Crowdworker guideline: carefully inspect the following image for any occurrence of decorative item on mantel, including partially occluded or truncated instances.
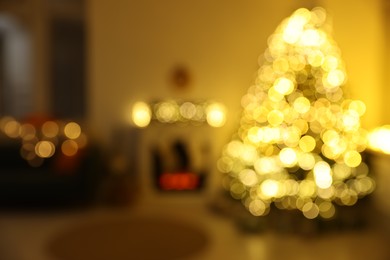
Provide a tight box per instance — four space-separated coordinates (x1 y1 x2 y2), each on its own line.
218 7 375 221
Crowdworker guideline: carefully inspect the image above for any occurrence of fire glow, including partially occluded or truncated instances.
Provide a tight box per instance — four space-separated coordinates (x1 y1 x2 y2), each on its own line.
159 172 199 191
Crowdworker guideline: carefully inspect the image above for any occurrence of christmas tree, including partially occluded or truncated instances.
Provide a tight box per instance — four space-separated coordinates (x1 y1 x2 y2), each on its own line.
218 7 375 219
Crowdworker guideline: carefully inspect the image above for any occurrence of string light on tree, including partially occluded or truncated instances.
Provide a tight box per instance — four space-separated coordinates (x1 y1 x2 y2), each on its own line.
218 7 374 219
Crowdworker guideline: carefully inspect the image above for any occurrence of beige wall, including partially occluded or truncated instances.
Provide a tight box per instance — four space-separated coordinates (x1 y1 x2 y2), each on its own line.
87 0 385 146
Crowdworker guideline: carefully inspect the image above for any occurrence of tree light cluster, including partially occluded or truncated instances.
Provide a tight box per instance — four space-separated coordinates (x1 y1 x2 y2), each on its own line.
218 7 374 219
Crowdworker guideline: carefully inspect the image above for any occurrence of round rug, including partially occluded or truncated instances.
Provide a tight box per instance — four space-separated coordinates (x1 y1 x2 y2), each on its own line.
47 216 209 260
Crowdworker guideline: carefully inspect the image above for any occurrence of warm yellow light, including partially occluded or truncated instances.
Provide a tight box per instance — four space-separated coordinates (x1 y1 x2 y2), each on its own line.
308 50 324 67
283 9 310 44
3 119 21 138
349 100 366 116
333 163 352 180
298 153 315 170
156 101 179 123
299 180 316 197
283 126 301 147
61 140 79 156
206 102 227 127
240 144 258 164
260 180 279 198
317 186 334 200
344 150 362 168
64 122 81 139
322 129 339 146
42 121 59 138
247 127 262 144
248 200 268 216
20 124 36 140
293 97 311 114
341 111 360 131
35 141 55 158
255 157 281 174
313 161 332 189
267 110 284 126
263 127 281 143
368 126 390 154
132 101 152 127
300 29 321 46
293 119 309 134
299 135 316 152
268 87 284 102
325 69 345 89
239 169 258 187
273 77 294 95
279 148 297 167
322 56 339 71
272 58 290 73
230 182 246 199
179 102 197 120
302 202 319 219
226 140 244 158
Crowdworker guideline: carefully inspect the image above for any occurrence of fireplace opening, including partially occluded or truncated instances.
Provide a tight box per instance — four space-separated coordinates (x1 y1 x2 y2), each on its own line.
151 139 207 191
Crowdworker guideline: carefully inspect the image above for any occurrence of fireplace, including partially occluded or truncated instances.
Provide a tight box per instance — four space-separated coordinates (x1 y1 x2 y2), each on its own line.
127 99 226 203
136 123 213 196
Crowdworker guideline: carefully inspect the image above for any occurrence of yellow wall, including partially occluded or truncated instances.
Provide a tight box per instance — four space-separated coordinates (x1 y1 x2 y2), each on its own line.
87 0 385 145
324 0 385 128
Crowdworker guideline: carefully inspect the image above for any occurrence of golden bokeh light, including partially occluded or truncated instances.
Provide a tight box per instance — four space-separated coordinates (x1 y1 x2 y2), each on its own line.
299 135 316 152
42 121 59 138
293 97 311 114
343 150 362 168
279 148 298 167
35 141 55 158
64 122 81 139
248 200 269 216
179 102 197 120
298 153 316 170
302 202 319 219
132 101 152 127
273 77 295 95
20 124 36 141
4 119 21 138
260 180 280 198
206 102 227 127
239 169 258 187
368 125 390 154
267 110 284 126
61 140 79 156
325 69 345 88
155 101 179 123
313 161 333 189
300 29 321 46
